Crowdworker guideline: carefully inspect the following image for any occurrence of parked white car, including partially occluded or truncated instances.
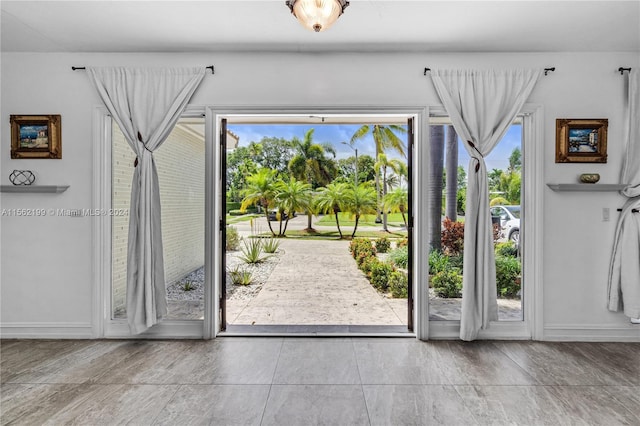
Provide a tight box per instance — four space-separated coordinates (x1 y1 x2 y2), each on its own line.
490 205 520 243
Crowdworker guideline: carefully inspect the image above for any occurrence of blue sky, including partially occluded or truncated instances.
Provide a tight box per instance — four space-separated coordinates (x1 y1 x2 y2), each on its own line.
228 124 521 172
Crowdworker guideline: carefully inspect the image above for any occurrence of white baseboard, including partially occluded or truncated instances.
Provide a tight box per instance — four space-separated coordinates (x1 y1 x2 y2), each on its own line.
543 323 640 342
0 322 94 339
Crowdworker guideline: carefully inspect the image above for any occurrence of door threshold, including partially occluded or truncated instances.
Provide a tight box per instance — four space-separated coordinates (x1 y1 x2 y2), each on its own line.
219 324 413 337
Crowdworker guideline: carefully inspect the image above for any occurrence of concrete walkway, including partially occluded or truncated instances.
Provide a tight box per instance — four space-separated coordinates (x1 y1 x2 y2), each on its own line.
227 239 408 326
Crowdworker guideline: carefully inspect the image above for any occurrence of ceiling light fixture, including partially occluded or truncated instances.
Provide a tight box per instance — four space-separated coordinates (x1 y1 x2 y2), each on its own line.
286 0 349 33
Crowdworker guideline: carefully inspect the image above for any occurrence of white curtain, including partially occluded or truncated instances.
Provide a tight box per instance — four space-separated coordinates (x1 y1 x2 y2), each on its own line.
88 67 205 333
608 68 640 321
431 69 542 340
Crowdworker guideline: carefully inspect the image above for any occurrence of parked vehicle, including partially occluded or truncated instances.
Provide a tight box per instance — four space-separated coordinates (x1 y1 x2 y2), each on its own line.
267 209 288 221
490 205 520 243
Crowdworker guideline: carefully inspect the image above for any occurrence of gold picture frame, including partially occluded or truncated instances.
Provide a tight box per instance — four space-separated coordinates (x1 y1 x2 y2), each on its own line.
10 115 62 159
556 118 607 163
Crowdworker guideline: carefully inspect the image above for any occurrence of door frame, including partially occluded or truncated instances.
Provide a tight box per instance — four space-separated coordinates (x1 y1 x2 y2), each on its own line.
207 105 428 338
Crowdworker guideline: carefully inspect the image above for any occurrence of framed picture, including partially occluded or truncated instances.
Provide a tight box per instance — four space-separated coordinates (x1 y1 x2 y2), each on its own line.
10 115 62 159
556 118 607 163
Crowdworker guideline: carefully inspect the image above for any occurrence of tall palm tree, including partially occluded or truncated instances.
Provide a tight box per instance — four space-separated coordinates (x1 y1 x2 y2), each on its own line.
288 128 337 230
344 183 377 239
374 153 405 231
274 178 312 236
445 125 459 221
314 182 349 238
383 186 409 228
350 124 407 224
240 168 278 236
429 125 445 250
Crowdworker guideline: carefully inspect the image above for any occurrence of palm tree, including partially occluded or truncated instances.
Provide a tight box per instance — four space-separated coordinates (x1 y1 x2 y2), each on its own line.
429 125 445 250
350 125 407 224
375 153 405 231
240 168 278 236
445 125 459 221
314 182 350 238
288 128 337 230
274 178 312 236
344 183 377 238
383 187 409 228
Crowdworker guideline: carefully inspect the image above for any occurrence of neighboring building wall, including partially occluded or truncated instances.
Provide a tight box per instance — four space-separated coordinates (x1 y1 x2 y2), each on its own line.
111 122 204 316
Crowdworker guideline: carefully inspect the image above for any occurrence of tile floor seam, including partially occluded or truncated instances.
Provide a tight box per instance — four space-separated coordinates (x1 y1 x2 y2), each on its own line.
490 341 543 385
258 338 285 425
149 383 183 426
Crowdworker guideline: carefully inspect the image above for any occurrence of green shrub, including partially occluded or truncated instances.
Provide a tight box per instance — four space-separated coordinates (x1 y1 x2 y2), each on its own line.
396 238 408 248
389 271 408 298
262 237 281 254
428 250 449 275
375 237 391 253
226 226 241 251
228 209 246 216
349 238 376 260
495 255 521 298
183 281 193 291
370 261 393 291
432 269 463 298
226 202 242 213
239 239 270 264
361 256 380 276
229 265 253 286
448 254 464 270
388 246 408 269
495 241 518 258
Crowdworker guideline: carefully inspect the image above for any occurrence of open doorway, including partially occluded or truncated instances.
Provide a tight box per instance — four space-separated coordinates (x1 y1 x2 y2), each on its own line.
218 114 415 334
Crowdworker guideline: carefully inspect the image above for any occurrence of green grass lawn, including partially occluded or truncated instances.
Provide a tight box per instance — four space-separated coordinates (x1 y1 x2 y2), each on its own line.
226 213 260 224
315 212 406 227
257 229 407 240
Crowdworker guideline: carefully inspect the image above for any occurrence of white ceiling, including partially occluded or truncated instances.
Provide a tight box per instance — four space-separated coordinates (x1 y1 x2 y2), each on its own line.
1 0 639 53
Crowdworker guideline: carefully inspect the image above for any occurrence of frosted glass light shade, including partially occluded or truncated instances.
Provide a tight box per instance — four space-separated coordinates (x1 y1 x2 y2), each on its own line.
286 0 349 32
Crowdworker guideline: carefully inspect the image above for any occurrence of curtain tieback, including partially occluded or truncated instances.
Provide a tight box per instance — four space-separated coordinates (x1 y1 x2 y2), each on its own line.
468 140 484 173
133 131 153 167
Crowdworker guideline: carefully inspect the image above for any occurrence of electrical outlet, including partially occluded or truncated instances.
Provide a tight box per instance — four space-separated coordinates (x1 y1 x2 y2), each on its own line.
602 207 610 222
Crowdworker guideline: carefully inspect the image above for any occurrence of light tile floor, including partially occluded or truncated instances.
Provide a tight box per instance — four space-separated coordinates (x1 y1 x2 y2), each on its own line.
1 338 638 425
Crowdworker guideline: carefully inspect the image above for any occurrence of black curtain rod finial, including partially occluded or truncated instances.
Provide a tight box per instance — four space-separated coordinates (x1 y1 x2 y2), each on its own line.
206 65 214 74
618 67 632 75
424 67 431 76
544 67 555 76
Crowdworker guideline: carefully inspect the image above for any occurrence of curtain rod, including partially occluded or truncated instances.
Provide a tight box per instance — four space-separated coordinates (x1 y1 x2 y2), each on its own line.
618 67 632 75
617 208 639 213
71 65 215 74
423 67 556 76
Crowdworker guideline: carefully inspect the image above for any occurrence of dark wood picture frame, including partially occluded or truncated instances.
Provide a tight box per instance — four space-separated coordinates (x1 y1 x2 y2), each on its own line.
10 115 62 159
556 118 607 163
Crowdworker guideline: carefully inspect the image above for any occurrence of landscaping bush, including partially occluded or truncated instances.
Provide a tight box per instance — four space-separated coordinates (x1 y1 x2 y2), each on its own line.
432 269 463 298
226 226 241 251
448 254 464 270
349 238 376 260
388 246 408 269
361 256 380 276
375 237 391 253
396 238 408 248
495 255 521 298
369 261 393 291
389 271 408 298
441 218 465 255
226 202 242 213
428 250 449 275
495 241 518 258
229 209 246 216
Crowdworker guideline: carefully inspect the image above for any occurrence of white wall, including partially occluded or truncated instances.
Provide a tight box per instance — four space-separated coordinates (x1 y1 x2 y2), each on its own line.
1 51 638 340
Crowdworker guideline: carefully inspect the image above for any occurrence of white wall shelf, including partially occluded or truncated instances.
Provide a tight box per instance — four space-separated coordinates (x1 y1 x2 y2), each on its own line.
0 185 69 193
546 183 626 192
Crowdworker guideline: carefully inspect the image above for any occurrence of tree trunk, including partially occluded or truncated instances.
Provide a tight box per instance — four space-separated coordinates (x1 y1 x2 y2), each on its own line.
351 214 360 239
382 166 389 232
429 125 445 250
445 125 458 221
375 146 382 224
334 208 343 239
306 211 313 231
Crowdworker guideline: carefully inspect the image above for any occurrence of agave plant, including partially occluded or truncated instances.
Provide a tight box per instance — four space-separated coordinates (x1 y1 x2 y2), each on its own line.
262 237 281 254
238 238 270 264
229 265 253 286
